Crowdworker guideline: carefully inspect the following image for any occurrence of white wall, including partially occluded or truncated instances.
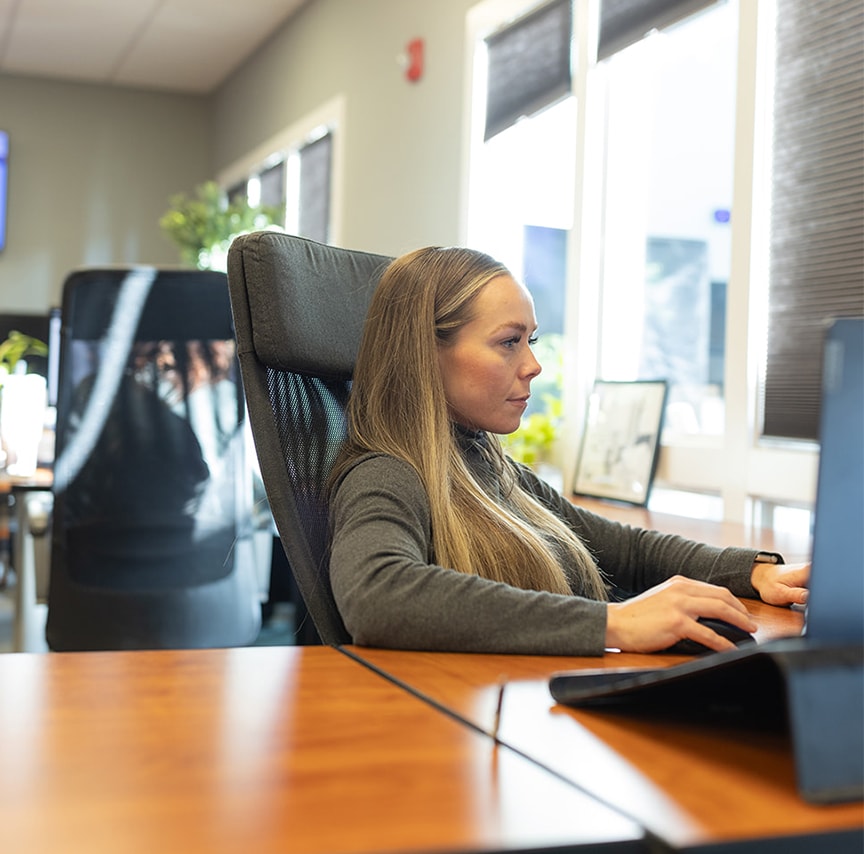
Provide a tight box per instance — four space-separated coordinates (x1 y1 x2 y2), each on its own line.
0 75 213 311
211 0 478 257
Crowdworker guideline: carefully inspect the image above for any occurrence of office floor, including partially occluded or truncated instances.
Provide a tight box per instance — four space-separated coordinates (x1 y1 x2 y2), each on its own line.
0 584 296 653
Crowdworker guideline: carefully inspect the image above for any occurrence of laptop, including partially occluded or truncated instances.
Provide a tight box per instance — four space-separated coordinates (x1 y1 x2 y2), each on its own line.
804 317 864 643
550 317 864 804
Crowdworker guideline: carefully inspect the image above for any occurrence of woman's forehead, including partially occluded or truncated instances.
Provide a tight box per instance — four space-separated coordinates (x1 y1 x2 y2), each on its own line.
473 275 536 323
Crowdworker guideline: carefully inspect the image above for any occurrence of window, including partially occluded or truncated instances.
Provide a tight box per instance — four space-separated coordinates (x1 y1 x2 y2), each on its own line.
297 132 333 244
258 161 286 211
483 0 572 140
218 97 343 247
467 0 736 445
466 0 826 523
596 2 736 439
466 1 577 440
597 0 719 58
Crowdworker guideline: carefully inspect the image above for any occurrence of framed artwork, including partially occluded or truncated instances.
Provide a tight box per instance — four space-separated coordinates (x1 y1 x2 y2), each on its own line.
573 379 668 506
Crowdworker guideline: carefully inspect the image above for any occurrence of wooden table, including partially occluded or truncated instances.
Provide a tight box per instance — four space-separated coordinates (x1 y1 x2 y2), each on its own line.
572 496 813 562
2 491 850 852
0 645 646 854
341 498 859 851
347 603 863 852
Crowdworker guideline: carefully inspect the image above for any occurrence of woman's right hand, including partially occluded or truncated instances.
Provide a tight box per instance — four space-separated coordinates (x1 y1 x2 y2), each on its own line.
605 575 758 653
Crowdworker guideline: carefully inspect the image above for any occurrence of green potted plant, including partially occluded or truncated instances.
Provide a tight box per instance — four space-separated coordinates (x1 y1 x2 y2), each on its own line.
499 333 565 473
0 330 48 383
500 395 562 466
159 180 281 271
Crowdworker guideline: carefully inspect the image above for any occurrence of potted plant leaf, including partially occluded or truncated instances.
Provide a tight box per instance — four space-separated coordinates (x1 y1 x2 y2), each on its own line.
499 333 566 488
159 180 282 271
0 330 48 382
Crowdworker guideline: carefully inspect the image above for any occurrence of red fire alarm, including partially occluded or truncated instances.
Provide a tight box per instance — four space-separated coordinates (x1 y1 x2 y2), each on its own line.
404 38 424 83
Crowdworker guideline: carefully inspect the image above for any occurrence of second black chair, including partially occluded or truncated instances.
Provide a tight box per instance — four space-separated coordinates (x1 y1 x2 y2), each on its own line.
45 267 263 650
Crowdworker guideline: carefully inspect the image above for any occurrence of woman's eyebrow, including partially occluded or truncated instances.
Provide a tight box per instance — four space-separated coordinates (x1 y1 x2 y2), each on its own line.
489 321 532 336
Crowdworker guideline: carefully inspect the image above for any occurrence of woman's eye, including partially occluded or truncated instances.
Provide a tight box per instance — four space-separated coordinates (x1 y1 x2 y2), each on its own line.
501 334 537 349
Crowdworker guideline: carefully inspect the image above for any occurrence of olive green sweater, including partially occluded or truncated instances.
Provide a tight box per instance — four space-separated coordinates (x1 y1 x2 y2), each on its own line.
329 438 763 656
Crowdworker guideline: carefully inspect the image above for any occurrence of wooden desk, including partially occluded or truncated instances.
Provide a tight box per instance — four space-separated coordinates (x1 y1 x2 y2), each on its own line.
347 604 863 852
0 645 646 854
344 495 855 850
348 599 804 723
572 496 812 563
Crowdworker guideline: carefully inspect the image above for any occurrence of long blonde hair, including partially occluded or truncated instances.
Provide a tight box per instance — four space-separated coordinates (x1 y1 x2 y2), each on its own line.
334 246 607 600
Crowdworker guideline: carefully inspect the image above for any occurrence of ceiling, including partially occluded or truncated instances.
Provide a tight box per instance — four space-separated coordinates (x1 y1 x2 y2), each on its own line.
0 0 309 94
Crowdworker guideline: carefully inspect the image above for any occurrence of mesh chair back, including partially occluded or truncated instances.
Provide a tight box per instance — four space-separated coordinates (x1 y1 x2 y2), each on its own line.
228 232 391 644
45 267 262 650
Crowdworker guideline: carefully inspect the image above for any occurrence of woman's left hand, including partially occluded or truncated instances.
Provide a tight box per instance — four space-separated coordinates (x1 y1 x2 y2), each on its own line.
751 561 810 606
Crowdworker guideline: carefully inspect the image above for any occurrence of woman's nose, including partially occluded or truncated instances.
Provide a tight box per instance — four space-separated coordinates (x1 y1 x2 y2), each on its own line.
522 349 542 379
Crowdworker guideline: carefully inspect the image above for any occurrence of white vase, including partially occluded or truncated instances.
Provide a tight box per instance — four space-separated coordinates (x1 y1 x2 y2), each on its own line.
0 373 47 477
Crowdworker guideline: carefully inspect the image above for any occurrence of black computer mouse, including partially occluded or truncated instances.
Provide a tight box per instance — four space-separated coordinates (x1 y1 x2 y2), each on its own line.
662 617 756 655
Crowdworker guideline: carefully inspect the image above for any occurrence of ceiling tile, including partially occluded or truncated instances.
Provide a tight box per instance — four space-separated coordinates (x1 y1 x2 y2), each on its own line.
0 0 307 93
115 0 303 92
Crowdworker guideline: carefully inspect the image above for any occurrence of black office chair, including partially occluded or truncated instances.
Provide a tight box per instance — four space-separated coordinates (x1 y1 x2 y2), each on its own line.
227 232 392 645
45 267 263 650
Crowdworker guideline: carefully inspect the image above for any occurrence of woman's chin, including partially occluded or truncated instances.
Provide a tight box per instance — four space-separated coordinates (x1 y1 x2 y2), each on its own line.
491 418 523 436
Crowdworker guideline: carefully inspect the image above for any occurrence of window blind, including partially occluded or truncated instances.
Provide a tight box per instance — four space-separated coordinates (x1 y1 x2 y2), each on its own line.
484 0 572 141
598 0 720 60
227 181 247 206
763 0 864 440
298 132 332 245
259 161 286 213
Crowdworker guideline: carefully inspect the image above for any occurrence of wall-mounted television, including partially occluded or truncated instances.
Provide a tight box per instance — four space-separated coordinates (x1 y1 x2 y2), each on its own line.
0 130 7 252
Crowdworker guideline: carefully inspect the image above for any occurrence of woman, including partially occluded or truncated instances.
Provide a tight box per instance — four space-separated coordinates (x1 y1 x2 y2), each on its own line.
328 246 809 655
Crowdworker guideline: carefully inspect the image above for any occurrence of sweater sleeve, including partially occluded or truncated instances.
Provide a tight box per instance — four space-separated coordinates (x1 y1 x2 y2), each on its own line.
328 455 609 655
512 462 762 599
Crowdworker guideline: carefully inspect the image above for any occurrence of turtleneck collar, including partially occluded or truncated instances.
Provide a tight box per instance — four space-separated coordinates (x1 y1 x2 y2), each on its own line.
452 421 499 478
451 421 487 451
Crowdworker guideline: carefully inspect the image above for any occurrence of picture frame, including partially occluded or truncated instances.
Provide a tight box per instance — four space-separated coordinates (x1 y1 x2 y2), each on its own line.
572 379 668 506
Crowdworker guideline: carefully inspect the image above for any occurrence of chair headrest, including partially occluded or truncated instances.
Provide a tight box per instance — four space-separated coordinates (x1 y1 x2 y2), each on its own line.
62 268 232 342
228 232 392 380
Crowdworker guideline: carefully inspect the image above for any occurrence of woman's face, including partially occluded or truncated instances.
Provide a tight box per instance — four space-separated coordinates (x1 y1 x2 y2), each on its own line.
438 274 542 434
